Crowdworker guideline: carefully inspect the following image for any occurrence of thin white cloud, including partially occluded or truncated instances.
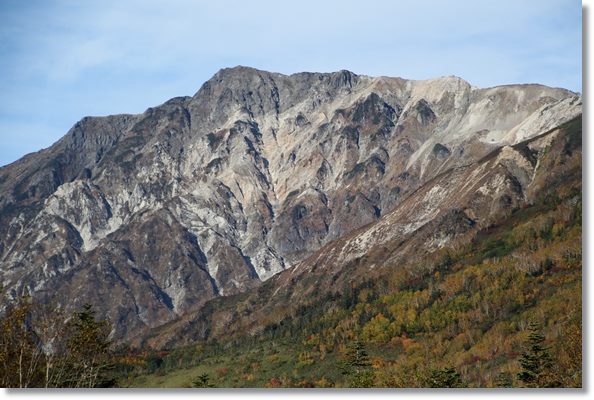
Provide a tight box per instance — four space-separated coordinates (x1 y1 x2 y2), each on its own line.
0 0 582 166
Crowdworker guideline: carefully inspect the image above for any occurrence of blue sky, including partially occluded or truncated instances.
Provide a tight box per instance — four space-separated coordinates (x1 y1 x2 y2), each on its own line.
0 0 582 167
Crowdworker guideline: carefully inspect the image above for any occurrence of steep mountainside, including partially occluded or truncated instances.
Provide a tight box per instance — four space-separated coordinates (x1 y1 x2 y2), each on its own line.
139 116 582 348
0 66 581 341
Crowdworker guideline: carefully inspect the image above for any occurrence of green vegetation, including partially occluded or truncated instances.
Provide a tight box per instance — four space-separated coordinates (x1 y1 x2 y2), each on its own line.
0 302 113 388
340 340 374 388
517 322 556 387
427 367 466 388
192 373 215 388
117 184 581 388
1 172 582 388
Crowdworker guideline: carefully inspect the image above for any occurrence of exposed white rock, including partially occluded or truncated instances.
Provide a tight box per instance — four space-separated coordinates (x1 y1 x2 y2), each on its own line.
0 67 581 342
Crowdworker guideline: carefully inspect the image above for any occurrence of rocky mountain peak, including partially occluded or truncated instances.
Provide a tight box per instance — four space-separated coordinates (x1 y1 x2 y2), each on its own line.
0 67 581 342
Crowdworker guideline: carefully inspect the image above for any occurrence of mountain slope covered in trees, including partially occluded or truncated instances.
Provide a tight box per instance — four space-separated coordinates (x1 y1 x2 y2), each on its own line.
124 118 582 386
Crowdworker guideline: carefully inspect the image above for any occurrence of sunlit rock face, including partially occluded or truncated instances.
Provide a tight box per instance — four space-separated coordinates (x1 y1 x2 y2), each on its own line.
0 66 581 341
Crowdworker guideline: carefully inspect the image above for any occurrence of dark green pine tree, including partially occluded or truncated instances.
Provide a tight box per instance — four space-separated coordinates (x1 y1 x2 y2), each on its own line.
192 373 215 388
517 322 557 387
494 371 514 388
427 367 466 388
65 304 113 388
341 339 374 388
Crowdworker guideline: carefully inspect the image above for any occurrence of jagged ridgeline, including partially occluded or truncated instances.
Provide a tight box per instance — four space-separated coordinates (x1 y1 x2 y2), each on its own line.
0 67 582 387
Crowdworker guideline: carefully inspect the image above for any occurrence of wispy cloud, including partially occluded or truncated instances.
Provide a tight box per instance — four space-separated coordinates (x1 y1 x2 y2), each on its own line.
0 0 581 166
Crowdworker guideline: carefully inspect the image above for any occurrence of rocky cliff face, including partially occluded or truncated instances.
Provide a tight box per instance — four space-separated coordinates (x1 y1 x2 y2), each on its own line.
140 116 583 348
0 66 581 341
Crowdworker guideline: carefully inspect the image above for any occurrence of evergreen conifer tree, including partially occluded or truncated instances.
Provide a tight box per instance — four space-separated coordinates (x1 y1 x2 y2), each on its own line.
65 304 112 387
192 373 215 388
517 322 557 387
341 339 374 387
427 366 466 388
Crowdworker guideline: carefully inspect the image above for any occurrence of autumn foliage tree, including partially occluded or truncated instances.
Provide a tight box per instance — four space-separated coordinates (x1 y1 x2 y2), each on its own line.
0 297 44 388
0 298 113 388
63 304 112 388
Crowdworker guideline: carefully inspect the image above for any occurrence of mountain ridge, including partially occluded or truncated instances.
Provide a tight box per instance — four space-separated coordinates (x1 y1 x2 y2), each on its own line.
0 67 582 343
137 114 581 349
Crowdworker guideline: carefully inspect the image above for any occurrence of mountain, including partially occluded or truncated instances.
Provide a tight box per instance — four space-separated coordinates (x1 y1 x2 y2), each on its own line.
139 116 582 349
126 119 582 387
0 66 581 343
